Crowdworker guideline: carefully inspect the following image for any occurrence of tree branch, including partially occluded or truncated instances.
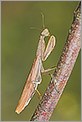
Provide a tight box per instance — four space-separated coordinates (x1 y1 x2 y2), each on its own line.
30 2 81 121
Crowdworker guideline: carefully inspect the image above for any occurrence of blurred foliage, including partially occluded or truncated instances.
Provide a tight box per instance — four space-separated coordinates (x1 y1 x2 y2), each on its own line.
1 1 81 121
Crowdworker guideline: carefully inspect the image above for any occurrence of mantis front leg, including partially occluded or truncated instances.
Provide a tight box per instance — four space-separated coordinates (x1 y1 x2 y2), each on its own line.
42 35 56 61
41 35 56 73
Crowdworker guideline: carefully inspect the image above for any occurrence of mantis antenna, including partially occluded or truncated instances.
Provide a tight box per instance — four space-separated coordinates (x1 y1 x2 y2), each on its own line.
41 12 45 29
30 12 45 31
30 27 41 31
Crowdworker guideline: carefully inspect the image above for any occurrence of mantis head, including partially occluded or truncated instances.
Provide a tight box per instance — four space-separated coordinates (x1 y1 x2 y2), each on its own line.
41 28 50 37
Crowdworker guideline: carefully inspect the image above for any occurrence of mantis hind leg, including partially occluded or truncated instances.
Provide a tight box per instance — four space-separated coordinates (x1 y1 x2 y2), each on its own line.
36 89 42 100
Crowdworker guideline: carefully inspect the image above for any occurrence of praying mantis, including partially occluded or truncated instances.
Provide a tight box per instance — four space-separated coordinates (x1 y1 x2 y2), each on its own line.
15 14 56 114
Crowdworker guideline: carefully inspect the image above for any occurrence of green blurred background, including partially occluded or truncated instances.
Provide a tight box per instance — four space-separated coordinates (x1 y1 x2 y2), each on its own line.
1 1 81 121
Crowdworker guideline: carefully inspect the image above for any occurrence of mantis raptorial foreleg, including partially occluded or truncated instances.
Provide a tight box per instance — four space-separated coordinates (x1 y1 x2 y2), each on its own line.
41 35 56 73
42 35 56 61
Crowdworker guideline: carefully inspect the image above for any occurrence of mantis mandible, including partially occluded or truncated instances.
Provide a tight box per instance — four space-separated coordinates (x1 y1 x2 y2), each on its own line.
15 15 56 114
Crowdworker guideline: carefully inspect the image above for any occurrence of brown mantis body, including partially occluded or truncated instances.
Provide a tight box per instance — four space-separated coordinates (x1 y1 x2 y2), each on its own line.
15 28 56 114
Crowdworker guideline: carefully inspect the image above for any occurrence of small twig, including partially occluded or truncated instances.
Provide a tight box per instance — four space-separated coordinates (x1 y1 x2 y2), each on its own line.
30 2 81 121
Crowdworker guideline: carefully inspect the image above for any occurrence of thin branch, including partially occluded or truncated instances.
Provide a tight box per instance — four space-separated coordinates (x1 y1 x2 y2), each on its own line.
30 2 81 121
